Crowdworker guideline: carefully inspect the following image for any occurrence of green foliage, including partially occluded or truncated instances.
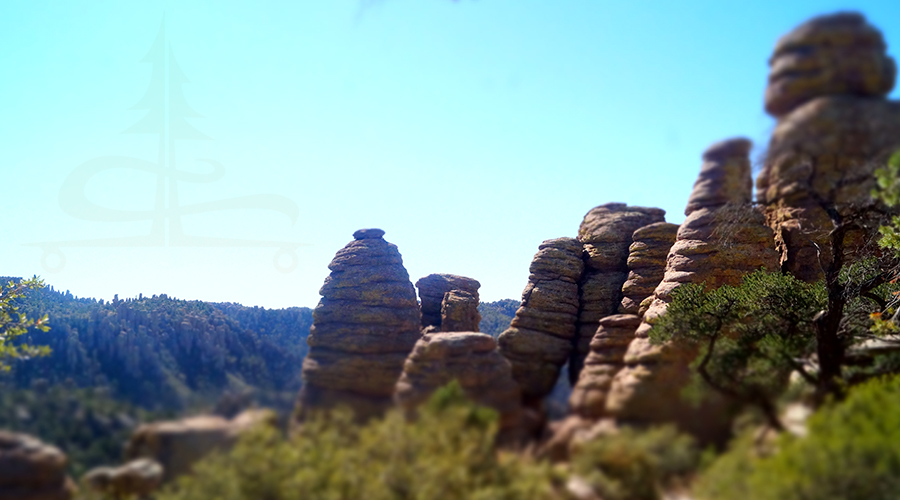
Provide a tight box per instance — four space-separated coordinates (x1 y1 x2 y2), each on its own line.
873 150 900 250
157 381 560 500
4 281 312 412
650 271 824 420
0 277 50 371
696 375 900 500
569 426 700 500
0 381 170 477
478 299 519 338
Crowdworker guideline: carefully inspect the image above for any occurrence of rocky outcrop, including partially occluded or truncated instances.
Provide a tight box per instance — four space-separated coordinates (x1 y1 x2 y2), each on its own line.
126 409 276 483
618 223 679 315
758 13 900 282
440 290 481 332
395 331 524 442
82 459 163 499
573 204 666 383
764 12 896 118
568 314 643 419
605 139 779 443
416 274 481 330
298 229 422 420
0 431 75 500
498 237 584 403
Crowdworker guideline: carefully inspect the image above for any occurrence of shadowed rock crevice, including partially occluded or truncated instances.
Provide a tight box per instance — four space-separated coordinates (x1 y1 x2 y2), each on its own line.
572 204 666 384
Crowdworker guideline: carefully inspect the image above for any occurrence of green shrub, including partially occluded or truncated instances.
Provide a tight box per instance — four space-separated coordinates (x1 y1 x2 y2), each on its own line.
569 425 700 500
157 382 560 500
696 375 900 500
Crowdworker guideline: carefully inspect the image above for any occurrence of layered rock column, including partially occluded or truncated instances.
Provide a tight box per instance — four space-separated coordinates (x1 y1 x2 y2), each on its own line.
618 222 679 315
572 204 666 383
498 237 584 404
297 229 422 420
605 139 779 443
415 274 481 330
440 290 481 332
757 12 900 281
568 222 678 419
395 331 524 443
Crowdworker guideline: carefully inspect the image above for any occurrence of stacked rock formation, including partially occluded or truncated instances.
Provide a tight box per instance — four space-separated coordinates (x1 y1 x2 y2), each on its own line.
416 274 481 330
498 237 584 403
605 138 780 443
298 229 422 420
572 204 666 383
395 331 523 442
567 222 677 420
757 12 900 281
618 222 679 315
0 431 75 500
440 290 481 332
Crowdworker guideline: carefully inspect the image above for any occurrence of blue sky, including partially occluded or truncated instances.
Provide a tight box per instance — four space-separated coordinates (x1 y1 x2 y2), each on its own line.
2 0 899 308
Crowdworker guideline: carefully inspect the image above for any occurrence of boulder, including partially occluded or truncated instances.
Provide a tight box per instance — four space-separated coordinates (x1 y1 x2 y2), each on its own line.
298 230 422 420
0 431 75 500
125 409 276 483
619 222 679 315
758 13 900 282
440 290 481 332
764 12 896 118
415 274 481 330
395 331 524 443
573 204 666 383
498 237 584 403
606 139 779 444
82 458 163 498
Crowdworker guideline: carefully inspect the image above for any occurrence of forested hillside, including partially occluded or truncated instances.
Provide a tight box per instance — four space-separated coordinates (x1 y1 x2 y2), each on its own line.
3 280 313 412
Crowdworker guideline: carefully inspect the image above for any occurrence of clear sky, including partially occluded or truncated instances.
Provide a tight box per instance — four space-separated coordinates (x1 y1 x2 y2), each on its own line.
2 0 899 309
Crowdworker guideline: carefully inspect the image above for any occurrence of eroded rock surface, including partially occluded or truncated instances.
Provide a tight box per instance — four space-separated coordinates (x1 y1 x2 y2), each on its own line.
619 222 679 315
764 12 896 118
573 204 665 383
298 230 422 420
606 139 778 443
568 314 643 419
416 274 481 330
395 331 524 442
498 237 584 403
440 290 481 332
758 13 900 282
0 431 75 500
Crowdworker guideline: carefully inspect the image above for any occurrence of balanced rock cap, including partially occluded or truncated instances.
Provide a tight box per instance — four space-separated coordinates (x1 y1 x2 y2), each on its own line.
765 11 897 117
353 228 386 240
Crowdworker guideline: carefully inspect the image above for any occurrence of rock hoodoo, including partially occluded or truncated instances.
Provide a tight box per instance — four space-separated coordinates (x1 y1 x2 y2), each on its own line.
618 222 679 315
498 237 584 403
764 12 896 118
297 229 422 420
0 431 75 500
573 204 666 383
440 290 481 332
416 274 481 330
758 12 900 282
605 138 779 442
568 313 643 419
395 331 523 441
